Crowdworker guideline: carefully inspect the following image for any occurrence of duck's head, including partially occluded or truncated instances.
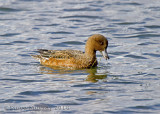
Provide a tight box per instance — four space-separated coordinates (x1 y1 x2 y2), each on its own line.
85 34 109 60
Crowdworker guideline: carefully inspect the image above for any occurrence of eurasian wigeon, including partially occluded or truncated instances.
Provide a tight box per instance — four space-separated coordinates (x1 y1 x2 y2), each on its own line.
31 34 109 69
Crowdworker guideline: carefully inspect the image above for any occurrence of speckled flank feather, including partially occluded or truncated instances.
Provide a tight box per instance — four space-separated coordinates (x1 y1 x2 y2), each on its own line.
31 34 109 69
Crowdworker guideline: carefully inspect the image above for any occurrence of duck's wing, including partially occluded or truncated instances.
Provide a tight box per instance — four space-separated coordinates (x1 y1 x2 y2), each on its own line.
37 49 84 59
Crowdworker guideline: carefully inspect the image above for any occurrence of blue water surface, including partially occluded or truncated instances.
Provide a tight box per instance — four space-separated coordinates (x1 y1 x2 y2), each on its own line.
0 0 160 113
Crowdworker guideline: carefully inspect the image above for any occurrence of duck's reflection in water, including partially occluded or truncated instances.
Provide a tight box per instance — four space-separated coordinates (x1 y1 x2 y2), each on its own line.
85 68 108 83
38 65 108 83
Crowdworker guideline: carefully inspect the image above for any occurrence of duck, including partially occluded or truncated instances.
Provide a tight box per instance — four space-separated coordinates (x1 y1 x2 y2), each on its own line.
31 34 109 69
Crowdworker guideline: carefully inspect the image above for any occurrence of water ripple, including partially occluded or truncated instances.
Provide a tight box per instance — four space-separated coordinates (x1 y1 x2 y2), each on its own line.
63 8 102 12
0 7 22 12
0 99 34 103
144 25 160 29
125 54 147 59
19 90 68 96
76 97 95 101
138 42 158 45
143 53 160 57
1 78 44 83
59 15 101 19
0 43 13 45
11 41 30 44
0 33 20 37
47 31 74 34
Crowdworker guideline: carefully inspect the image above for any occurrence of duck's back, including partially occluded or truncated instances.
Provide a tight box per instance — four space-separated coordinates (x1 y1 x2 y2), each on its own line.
39 49 84 58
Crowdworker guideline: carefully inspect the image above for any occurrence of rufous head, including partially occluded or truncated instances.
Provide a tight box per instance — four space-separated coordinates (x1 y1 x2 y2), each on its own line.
86 34 109 60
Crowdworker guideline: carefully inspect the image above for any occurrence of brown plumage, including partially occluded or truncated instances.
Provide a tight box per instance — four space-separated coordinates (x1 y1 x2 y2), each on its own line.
31 34 109 69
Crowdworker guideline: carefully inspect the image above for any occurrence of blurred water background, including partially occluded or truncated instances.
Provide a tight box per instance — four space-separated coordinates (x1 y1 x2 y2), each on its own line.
0 0 160 113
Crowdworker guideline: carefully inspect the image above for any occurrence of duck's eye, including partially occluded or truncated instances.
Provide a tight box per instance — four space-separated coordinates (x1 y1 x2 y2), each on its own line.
99 41 103 45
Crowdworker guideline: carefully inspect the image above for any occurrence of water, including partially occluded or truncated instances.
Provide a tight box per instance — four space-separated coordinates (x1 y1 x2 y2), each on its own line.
0 0 160 113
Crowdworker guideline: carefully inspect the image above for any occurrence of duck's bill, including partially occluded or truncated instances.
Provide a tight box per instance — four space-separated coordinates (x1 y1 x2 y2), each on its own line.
100 49 109 60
